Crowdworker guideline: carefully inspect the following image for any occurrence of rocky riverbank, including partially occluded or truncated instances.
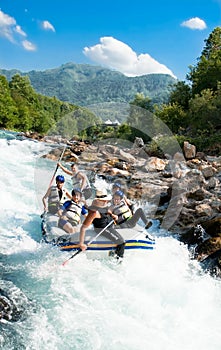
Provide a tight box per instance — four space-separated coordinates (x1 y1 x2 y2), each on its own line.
1 131 221 322
41 135 221 277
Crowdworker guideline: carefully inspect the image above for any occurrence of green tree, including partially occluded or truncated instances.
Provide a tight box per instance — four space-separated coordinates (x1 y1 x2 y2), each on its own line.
188 27 221 95
9 74 38 104
130 93 153 112
155 103 188 134
0 75 18 129
188 88 221 133
169 81 191 110
9 74 39 130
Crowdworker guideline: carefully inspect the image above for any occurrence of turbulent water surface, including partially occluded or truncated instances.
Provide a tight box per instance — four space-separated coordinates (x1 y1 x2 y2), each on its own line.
1 131 221 350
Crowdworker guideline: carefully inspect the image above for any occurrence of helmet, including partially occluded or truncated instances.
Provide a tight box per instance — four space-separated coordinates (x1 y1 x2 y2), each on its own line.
114 190 124 199
113 182 121 189
72 188 82 196
56 175 65 183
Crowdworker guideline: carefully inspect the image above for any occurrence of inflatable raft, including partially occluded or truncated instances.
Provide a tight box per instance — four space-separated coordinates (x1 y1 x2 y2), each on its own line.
41 212 155 259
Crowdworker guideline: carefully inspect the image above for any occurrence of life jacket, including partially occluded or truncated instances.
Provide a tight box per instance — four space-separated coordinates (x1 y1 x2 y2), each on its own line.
89 205 111 228
112 200 132 225
48 186 67 213
63 200 83 226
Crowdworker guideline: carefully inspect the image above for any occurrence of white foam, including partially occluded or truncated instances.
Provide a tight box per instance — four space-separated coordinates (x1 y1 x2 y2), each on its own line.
1 136 221 350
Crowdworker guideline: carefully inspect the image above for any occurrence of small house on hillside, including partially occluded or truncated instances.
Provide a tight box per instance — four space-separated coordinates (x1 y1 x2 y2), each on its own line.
104 119 120 126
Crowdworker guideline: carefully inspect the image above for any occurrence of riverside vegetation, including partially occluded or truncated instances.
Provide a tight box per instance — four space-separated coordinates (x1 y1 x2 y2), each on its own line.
0 27 221 154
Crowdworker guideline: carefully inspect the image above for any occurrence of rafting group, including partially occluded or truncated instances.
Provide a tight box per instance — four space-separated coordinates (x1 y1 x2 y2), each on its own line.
42 160 154 264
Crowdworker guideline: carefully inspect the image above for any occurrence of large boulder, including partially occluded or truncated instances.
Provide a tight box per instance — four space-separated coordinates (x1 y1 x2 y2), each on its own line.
183 141 196 159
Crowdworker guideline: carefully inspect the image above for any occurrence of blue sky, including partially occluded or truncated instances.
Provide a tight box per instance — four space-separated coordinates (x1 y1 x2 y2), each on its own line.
0 0 220 80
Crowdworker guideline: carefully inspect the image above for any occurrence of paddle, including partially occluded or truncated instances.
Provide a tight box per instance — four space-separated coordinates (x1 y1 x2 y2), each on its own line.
131 230 154 241
128 224 155 241
40 145 67 218
62 219 115 266
48 145 67 188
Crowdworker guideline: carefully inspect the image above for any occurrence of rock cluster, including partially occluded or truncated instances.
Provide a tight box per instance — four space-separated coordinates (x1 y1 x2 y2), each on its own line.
41 136 221 276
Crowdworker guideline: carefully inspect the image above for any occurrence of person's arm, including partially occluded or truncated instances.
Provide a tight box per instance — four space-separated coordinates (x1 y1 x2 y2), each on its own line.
79 225 87 250
42 187 51 212
124 195 132 206
57 201 69 217
77 172 87 190
107 205 118 222
57 162 72 175
65 189 72 199
123 196 134 214
81 205 88 217
57 208 63 217
79 211 97 250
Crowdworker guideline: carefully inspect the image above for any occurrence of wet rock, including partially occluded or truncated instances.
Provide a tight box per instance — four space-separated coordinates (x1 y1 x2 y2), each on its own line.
199 249 221 278
200 217 221 237
196 237 221 259
179 224 208 246
0 280 32 322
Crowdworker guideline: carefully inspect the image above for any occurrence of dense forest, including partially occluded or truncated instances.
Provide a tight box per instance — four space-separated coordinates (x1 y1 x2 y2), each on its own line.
0 74 101 136
0 27 221 153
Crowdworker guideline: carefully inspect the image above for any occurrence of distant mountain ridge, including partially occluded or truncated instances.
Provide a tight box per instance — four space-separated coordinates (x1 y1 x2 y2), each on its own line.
0 62 176 108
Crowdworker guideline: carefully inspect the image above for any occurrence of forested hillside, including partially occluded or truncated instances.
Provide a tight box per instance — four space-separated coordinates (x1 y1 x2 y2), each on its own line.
0 63 176 108
1 27 221 154
0 74 100 135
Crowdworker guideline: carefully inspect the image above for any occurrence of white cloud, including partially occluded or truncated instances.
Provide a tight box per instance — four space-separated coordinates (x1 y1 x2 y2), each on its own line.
0 9 15 26
83 36 176 78
15 25 27 37
181 17 207 30
41 20 55 32
0 10 16 41
0 9 36 51
22 40 37 51
0 10 27 40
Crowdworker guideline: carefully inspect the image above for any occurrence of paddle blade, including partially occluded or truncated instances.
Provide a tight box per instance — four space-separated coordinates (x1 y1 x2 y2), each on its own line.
61 249 82 266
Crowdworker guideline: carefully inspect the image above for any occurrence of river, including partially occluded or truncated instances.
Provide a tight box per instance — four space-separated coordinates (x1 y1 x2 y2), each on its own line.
1 131 221 350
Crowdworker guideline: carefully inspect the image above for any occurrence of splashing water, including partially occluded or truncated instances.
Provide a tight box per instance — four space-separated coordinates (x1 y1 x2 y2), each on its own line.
0 132 221 350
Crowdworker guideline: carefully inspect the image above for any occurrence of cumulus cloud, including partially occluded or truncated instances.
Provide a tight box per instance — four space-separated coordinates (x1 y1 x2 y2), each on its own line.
181 17 207 30
83 36 176 78
22 40 36 51
0 9 36 50
41 20 55 32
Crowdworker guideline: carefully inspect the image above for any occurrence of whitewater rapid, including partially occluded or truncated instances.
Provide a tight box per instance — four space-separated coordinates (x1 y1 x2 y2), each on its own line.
1 132 221 350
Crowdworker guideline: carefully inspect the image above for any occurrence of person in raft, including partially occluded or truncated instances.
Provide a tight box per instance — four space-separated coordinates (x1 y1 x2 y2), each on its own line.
42 175 71 215
111 182 135 214
108 190 152 230
79 188 125 263
57 161 92 200
58 188 88 234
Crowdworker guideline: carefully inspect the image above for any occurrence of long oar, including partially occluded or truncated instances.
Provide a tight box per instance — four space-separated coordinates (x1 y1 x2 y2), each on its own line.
48 145 67 188
62 219 115 266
